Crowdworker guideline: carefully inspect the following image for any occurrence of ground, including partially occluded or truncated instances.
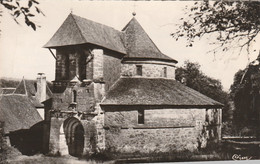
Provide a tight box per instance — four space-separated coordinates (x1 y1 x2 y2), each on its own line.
1 154 114 164
1 140 259 163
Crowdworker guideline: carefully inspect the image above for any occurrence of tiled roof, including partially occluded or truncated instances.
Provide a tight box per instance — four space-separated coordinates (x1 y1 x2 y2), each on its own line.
122 17 177 63
101 77 223 107
44 14 126 54
44 14 177 63
0 88 15 95
13 78 53 107
0 95 42 133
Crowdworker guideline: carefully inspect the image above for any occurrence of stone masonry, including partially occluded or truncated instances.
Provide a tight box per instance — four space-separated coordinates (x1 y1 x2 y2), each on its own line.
45 14 222 158
102 107 221 154
121 61 176 79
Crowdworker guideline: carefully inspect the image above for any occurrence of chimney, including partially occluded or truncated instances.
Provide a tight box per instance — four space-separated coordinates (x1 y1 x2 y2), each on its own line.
36 73 47 103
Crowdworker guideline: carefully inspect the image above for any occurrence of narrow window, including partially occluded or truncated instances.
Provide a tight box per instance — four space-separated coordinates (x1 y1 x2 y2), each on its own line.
163 67 167 78
138 109 144 124
73 90 77 103
64 54 70 79
136 65 142 76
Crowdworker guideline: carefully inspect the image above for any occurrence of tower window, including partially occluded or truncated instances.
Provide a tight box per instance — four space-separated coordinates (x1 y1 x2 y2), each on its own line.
138 109 144 124
163 67 167 78
136 65 142 76
72 90 77 103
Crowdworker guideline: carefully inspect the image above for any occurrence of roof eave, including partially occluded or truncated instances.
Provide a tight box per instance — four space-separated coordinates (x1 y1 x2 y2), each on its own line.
122 57 178 63
100 104 223 109
43 42 127 55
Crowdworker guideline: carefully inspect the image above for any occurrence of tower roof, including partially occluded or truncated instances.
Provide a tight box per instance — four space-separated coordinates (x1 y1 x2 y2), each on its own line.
44 14 177 63
44 14 126 54
122 17 177 63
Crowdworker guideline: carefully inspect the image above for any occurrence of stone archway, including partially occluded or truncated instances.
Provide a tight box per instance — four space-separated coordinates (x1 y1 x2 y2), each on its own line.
63 117 84 157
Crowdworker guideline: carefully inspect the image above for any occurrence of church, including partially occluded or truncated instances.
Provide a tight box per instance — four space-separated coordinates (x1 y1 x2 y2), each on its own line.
43 13 223 158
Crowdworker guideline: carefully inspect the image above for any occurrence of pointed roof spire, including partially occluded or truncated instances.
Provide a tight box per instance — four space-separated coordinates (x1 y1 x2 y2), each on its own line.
122 17 177 63
13 77 27 95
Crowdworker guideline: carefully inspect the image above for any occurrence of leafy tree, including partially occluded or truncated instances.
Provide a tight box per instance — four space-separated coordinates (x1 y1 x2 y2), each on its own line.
229 55 260 136
172 0 260 54
175 61 230 121
0 0 44 30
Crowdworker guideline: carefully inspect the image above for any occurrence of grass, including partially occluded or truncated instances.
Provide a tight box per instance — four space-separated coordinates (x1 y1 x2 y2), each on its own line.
1 140 259 164
2 154 115 164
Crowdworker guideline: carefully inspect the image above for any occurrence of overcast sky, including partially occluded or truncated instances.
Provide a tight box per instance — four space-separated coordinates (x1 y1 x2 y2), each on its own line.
0 0 259 91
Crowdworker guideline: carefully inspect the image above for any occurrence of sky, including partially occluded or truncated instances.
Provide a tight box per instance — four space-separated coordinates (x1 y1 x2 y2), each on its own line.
0 0 259 91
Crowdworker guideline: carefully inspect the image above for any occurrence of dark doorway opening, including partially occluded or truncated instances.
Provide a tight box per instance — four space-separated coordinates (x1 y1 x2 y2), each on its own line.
64 118 84 157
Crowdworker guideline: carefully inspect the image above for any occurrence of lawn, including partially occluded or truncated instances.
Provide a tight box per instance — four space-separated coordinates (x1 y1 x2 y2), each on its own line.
1 154 114 164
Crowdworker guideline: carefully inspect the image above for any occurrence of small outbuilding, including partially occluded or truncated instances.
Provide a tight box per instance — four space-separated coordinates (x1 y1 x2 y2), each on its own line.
0 74 52 155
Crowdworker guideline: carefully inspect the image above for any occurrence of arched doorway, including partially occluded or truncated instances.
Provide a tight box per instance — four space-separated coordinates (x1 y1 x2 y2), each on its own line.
63 117 84 157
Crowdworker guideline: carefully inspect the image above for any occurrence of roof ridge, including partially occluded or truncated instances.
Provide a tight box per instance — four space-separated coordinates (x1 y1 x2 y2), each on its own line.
70 14 87 43
72 14 123 35
123 17 162 53
23 77 28 96
101 77 122 103
122 17 135 31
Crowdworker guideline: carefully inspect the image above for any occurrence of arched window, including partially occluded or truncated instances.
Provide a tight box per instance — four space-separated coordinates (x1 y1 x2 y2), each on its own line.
72 90 77 103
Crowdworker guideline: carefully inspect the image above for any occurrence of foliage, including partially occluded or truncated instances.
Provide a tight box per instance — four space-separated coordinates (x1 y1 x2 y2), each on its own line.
0 0 44 31
0 78 20 88
0 122 22 162
229 57 260 129
172 0 260 54
0 78 53 91
175 61 230 121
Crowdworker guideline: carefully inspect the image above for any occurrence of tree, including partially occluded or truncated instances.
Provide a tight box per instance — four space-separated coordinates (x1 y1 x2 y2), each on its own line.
0 0 44 31
229 55 260 136
175 61 230 121
172 0 260 55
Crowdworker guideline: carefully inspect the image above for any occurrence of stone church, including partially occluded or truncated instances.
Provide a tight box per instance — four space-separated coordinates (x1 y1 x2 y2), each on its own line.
43 13 223 157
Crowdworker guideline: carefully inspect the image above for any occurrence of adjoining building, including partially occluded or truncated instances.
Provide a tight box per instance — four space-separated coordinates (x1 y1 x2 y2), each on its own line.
0 74 52 155
43 13 223 157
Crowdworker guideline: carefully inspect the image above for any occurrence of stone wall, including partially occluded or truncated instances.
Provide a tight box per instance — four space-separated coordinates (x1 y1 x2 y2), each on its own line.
48 116 97 156
103 106 221 154
121 62 175 79
103 50 122 91
93 49 104 80
52 82 96 112
53 47 121 110
105 128 197 154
